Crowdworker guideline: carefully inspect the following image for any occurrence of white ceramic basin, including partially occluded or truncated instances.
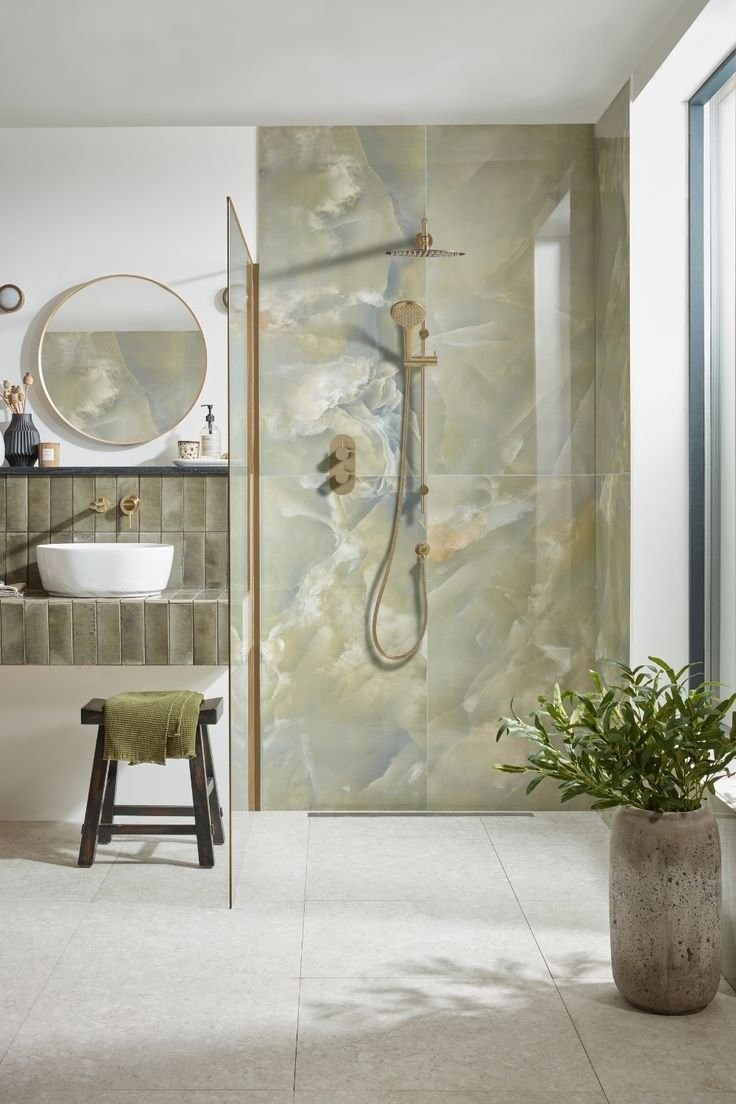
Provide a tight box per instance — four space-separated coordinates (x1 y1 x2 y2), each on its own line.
37 543 174 598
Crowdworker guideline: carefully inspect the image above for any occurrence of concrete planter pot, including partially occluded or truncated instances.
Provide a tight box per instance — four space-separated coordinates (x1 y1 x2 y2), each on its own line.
610 805 721 1014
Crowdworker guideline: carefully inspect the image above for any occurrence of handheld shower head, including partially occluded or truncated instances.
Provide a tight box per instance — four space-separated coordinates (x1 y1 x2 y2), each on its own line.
390 300 426 329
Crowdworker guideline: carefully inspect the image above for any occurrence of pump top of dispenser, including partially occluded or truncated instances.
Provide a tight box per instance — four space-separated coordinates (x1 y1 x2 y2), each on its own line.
202 404 215 431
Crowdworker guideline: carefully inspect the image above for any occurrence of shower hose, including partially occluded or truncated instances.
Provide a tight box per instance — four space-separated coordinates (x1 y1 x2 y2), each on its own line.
370 364 429 663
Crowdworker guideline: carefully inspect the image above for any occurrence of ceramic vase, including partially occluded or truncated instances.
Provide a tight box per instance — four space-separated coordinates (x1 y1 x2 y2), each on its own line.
610 805 721 1014
3 412 40 467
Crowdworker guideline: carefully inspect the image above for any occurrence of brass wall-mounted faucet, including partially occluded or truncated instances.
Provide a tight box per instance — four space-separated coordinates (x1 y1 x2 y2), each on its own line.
89 496 111 514
119 494 140 528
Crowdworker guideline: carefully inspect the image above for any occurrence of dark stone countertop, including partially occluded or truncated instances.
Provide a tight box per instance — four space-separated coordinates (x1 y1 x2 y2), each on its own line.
0 465 228 477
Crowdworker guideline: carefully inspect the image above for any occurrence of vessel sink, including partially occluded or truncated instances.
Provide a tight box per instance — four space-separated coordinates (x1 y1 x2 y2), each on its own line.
37 543 174 598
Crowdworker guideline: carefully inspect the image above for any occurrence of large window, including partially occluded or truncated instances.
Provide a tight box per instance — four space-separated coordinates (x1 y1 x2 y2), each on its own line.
690 51 736 689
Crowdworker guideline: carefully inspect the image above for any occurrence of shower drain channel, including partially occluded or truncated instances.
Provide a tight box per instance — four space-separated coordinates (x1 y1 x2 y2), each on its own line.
307 811 535 817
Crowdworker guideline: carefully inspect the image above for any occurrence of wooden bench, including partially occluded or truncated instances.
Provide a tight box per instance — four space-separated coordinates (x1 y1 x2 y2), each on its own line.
78 696 224 869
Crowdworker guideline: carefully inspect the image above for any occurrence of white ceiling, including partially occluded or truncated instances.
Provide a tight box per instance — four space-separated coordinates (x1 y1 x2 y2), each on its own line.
0 0 704 126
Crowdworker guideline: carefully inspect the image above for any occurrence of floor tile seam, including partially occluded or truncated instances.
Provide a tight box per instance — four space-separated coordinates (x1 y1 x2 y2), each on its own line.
478 820 611 1104
0 890 93 1070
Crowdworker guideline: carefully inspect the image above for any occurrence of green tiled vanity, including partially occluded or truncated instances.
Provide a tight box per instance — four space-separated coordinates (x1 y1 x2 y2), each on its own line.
0 468 228 665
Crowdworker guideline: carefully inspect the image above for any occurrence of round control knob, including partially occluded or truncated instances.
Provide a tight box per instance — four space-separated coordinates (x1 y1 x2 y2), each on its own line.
415 542 430 558
419 484 429 496
333 469 350 485
335 444 349 461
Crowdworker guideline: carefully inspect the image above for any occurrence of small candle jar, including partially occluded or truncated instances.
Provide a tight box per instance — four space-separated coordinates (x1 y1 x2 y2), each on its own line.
38 441 60 468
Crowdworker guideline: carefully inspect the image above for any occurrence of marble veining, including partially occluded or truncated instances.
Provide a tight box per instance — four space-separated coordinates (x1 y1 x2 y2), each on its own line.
259 123 626 810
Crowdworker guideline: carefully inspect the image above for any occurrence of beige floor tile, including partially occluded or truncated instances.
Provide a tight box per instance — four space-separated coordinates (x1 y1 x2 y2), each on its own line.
55 898 304 979
0 821 120 903
0 1087 293 1104
520 896 612 979
301 896 548 979
295 975 601 1094
234 813 309 903
558 979 736 1096
294 1094 607 1104
93 836 230 908
306 817 504 901
1 972 300 1092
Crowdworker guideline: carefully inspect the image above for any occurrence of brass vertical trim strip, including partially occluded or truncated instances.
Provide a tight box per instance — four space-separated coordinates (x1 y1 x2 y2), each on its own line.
247 262 261 812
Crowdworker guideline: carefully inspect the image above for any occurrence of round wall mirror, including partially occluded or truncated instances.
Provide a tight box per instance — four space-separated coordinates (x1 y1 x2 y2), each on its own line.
38 274 207 445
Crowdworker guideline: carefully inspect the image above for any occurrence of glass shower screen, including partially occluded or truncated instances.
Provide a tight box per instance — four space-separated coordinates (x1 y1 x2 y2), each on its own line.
227 197 259 906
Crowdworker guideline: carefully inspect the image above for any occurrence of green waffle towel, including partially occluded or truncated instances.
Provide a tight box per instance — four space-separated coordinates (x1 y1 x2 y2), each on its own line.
103 690 204 765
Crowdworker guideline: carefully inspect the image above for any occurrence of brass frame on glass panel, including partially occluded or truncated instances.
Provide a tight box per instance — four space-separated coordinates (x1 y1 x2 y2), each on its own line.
37 273 208 446
247 261 261 812
225 199 261 846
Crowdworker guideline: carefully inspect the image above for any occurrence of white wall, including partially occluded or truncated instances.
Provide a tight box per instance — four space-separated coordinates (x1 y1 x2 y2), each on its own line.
629 0 736 665
0 667 229 822
0 126 256 820
0 126 256 464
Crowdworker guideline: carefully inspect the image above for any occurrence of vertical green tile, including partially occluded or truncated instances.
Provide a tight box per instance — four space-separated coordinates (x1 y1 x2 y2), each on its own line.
183 532 205 589
205 477 228 531
48 598 73 664
163 532 184 587
0 533 5 584
6 478 27 531
116 476 140 535
169 600 193 664
97 600 121 664
204 532 228 588
1 600 25 663
217 597 229 664
50 477 74 534
162 478 183 529
72 600 97 665
27 533 49 591
27 478 50 531
24 598 49 664
0 477 6 531
183 477 206 531
145 599 169 664
193 600 218 665
93 476 117 534
121 599 145 665
139 477 163 533
73 532 95 544
5 533 29 586
72 476 95 532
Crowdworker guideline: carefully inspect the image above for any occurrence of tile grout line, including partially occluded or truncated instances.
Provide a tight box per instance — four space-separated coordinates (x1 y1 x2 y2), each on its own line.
479 818 612 1104
0 896 92 1070
292 815 311 1093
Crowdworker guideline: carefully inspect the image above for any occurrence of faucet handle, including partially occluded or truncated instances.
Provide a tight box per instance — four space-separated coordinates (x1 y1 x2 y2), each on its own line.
89 496 111 514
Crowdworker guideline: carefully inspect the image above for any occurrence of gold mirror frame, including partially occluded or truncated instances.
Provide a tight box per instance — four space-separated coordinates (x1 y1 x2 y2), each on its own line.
38 273 208 446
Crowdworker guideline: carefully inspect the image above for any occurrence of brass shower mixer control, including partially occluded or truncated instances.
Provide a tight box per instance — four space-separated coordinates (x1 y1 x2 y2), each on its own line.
329 435 356 495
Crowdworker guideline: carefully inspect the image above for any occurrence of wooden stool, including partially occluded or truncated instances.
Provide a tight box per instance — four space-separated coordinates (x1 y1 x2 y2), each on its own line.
78 697 224 869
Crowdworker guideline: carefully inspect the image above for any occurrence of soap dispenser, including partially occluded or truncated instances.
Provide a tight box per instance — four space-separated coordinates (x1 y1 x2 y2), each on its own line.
199 404 221 459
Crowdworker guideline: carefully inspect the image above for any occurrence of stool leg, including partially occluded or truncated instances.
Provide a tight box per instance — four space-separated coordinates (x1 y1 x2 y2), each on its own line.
189 725 214 868
98 760 118 845
78 725 107 867
201 724 225 846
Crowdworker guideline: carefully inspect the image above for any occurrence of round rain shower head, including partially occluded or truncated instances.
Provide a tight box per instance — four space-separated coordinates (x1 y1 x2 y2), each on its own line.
387 217 464 259
390 300 426 329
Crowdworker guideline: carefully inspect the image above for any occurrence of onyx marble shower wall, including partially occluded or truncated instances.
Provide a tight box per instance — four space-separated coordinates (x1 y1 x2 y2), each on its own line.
595 84 630 668
259 125 599 810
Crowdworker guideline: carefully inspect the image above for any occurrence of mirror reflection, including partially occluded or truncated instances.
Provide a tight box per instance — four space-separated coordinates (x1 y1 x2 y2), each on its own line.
39 274 207 445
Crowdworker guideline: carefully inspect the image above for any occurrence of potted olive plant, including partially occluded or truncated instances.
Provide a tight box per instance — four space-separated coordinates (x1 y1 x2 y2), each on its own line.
496 657 736 1014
